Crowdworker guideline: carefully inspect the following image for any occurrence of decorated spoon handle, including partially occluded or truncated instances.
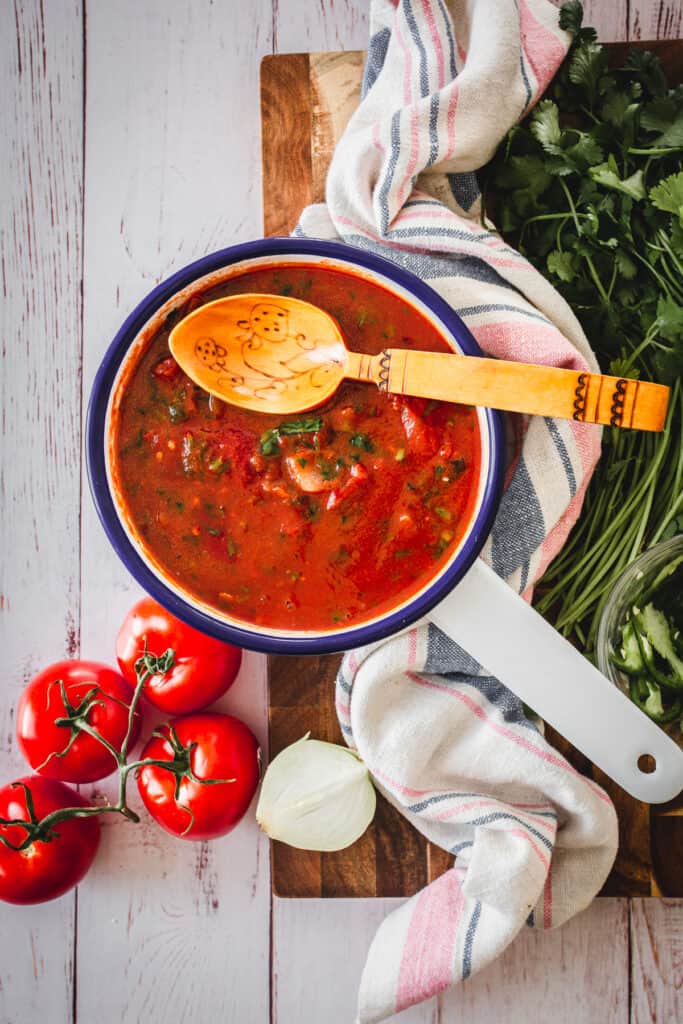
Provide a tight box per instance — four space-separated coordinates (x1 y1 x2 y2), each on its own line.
429 559 683 803
373 349 669 431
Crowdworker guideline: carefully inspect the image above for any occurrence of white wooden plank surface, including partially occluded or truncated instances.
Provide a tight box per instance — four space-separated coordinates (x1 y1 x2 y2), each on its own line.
273 898 630 1024
552 0 630 40
0 1 82 1020
75 3 272 1022
273 0 369 52
1 3 682 1024
629 0 683 38
631 900 683 1024
438 900 630 1023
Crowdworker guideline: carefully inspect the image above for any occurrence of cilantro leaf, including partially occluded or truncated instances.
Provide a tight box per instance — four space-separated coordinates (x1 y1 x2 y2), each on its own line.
568 40 608 107
640 97 683 149
601 91 632 127
568 134 603 167
624 49 667 98
649 172 683 225
589 163 645 200
655 295 683 343
530 100 561 149
494 154 552 198
547 250 576 282
615 250 637 280
558 1 583 34
278 417 322 436
259 417 323 456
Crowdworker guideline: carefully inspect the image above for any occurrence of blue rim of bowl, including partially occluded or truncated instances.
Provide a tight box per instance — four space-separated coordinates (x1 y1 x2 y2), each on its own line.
87 237 505 654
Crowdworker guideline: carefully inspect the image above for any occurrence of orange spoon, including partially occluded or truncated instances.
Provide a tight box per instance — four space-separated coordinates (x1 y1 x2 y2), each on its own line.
169 294 669 430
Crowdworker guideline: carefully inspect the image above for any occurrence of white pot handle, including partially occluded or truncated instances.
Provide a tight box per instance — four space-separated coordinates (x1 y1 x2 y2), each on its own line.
428 558 683 803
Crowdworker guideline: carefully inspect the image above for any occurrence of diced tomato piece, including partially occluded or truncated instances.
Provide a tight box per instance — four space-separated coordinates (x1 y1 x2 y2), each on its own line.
391 508 418 541
277 506 308 537
326 461 369 511
206 427 256 480
398 401 439 456
143 430 164 451
152 356 181 381
284 453 337 493
329 406 357 431
260 479 291 502
181 432 200 474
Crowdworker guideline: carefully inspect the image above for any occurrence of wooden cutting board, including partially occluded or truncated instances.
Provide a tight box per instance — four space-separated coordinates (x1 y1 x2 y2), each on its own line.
260 43 683 899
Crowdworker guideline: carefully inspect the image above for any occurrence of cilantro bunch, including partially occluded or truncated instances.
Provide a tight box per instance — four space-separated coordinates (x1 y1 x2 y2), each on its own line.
482 1 683 651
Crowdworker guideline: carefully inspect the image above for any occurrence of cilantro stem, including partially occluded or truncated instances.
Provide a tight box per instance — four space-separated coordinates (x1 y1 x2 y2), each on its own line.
627 146 683 156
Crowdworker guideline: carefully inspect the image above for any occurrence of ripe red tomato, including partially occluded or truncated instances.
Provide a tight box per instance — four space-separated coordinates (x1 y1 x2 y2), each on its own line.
16 661 141 784
0 776 100 904
116 597 242 714
137 713 260 840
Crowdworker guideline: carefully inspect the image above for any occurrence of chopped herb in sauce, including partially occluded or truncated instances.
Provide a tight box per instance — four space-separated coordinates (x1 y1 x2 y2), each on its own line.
227 537 239 558
260 417 323 456
168 402 188 424
350 433 373 452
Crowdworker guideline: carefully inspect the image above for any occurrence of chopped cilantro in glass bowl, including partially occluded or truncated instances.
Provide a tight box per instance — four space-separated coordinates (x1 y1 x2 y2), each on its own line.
597 536 683 743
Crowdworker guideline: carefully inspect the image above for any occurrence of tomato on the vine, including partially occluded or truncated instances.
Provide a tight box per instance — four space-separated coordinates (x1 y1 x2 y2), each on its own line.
0 776 100 904
137 713 260 840
16 661 141 784
116 598 242 714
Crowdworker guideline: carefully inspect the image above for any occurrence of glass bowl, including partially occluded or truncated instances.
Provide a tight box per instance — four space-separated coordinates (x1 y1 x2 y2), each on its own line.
597 534 683 744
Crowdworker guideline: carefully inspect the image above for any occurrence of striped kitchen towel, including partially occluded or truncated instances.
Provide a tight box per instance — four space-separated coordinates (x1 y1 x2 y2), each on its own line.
294 0 620 1021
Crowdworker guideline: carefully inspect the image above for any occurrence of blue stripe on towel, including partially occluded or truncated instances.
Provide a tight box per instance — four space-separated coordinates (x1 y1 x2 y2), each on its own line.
457 302 552 326
435 0 457 78
451 840 474 856
512 0 533 112
337 235 519 289
378 111 403 234
428 92 440 166
544 418 577 498
490 457 545 579
462 901 482 979
404 0 430 99
362 27 392 97
464 812 555 850
409 792 492 813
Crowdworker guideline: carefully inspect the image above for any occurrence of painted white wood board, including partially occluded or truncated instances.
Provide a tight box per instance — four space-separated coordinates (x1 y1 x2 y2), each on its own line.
631 899 683 1024
273 898 630 1024
273 0 370 52
0 1 82 1020
1 2 682 1024
76 2 272 1022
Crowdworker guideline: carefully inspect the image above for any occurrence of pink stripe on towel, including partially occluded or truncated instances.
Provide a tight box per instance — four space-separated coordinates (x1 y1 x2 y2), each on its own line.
396 870 466 1011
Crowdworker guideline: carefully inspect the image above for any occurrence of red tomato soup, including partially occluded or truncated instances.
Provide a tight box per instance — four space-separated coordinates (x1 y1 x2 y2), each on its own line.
110 265 481 631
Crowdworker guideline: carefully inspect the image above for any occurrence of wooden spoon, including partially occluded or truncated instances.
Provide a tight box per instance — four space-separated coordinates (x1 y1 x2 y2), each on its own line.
169 294 669 430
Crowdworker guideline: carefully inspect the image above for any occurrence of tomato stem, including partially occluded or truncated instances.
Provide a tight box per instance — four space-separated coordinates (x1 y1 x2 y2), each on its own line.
0 643 235 852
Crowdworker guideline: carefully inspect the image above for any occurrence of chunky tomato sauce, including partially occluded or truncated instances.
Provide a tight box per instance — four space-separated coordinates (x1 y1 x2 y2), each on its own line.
112 265 481 631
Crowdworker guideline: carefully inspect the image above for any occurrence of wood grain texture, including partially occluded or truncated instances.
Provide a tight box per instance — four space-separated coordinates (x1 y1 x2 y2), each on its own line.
1 3 682 1024
629 0 683 38
273 0 369 54
261 53 313 237
550 0 629 40
438 899 630 1022
262 38 683 901
75 3 272 1022
0 1 83 1020
631 899 683 1024
273 897 630 1024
